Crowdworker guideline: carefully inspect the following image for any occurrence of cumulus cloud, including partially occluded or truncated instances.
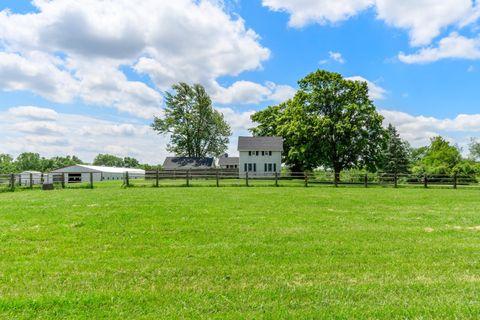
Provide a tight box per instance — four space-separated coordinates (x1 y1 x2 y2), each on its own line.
399 33 480 64
213 81 296 104
9 106 59 121
262 0 374 27
0 0 284 118
380 109 480 147
346 76 387 100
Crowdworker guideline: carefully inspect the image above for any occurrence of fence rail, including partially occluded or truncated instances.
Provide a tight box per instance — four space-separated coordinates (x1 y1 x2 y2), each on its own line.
1 170 479 192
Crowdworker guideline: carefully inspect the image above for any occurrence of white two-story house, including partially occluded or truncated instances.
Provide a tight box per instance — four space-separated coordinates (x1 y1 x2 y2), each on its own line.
238 136 283 177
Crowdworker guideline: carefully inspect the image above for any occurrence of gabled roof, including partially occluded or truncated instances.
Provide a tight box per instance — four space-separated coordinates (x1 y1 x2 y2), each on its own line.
163 157 215 170
238 136 283 151
218 157 239 166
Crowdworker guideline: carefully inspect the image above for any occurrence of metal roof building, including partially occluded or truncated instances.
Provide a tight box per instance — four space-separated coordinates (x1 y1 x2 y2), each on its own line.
49 165 145 183
162 157 215 170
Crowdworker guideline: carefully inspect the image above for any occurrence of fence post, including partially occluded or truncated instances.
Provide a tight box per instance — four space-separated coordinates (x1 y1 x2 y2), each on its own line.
394 173 398 188
125 171 130 187
186 170 190 187
10 174 15 191
424 174 428 188
61 173 65 189
275 171 279 187
29 173 33 188
453 173 457 189
364 174 368 188
216 170 219 187
304 173 308 187
246 171 249 187
89 172 94 189
41 173 44 184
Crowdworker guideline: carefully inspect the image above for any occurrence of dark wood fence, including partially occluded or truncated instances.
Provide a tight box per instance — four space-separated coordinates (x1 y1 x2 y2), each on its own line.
1 170 479 191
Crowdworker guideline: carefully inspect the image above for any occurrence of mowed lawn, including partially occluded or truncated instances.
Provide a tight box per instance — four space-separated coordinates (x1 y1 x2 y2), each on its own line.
1 186 480 319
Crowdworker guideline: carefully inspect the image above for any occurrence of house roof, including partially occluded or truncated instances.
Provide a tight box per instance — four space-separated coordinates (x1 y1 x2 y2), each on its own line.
218 157 239 166
238 136 284 151
163 157 215 169
20 171 42 174
52 165 145 174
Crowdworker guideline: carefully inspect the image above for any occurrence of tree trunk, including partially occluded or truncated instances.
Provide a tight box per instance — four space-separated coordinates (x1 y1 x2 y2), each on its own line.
334 168 341 187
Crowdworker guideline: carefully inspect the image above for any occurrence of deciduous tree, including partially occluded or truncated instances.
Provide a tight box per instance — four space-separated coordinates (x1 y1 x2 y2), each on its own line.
152 83 231 157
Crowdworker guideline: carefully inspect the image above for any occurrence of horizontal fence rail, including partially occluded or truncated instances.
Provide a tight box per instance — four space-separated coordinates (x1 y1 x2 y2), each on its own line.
1 170 479 191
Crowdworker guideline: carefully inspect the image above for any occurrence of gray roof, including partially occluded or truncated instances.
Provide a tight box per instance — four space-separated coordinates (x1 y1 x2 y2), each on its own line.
163 157 215 170
238 136 283 151
218 157 239 166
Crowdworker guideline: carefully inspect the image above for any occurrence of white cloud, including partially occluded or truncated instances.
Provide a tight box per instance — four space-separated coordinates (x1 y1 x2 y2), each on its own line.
262 0 374 27
0 0 276 118
9 106 59 121
346 76 387 100
319 51 346 65
213 81 296 104
399 33 480 64
381 109 480 147
262 0 480 48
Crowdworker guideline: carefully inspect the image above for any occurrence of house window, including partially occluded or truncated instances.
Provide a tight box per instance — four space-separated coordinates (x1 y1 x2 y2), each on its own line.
248 151 252 156
254 163 257 172
244 163 247 171
274 163 277 172
269 151 272 156
255 151 259 156
248 163 252 172
268 163 273 172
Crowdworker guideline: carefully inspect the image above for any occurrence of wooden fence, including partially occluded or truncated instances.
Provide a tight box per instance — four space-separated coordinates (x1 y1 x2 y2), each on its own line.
1 170 479 191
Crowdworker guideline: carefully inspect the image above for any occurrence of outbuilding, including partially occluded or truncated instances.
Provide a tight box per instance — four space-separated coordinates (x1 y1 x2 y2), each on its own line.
49 165 145 183
162 157 215 171
20 171 43 186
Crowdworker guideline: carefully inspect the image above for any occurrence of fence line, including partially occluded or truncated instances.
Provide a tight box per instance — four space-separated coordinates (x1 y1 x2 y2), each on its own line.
1 170 479 191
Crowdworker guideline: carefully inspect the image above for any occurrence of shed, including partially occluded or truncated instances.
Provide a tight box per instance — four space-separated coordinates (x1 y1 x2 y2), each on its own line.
49 165 145 183
20 171 43 186
218 156 239 169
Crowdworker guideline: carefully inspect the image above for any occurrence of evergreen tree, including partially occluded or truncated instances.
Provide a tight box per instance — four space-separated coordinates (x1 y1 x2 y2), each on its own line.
380 124 410 173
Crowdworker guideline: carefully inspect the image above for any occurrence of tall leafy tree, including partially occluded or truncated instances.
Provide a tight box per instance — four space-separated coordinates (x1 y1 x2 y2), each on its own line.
412 136 461 174
0 154 17 174
15 152 44 171
252 70 386 182
152 83 231 157
123 157 140 168
469 138 480 161
380 124 411 173
93 154 125 167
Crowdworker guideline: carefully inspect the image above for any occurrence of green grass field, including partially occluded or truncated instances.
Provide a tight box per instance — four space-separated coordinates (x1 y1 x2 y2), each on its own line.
1 185 480 319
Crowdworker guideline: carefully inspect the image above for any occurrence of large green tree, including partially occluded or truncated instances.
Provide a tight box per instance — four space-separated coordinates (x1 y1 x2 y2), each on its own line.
93 154 125 167
15 153 44 172
379 124 411 173
252 70 386 182
412 136 461 174
152 83 231 158
0 154 17 174
469 138 480 161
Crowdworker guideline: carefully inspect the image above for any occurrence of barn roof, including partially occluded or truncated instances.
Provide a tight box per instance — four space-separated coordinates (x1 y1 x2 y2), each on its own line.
218 157 239 166
51 165 145 174
238 136 283 151
163 157 215 170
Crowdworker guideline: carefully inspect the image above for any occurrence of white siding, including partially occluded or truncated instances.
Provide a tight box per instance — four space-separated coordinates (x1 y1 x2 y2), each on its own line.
239 150 282 177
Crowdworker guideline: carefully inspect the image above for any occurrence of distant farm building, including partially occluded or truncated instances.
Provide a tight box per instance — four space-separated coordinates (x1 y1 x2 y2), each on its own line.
49 165 145 183
218 155 239 169
238 136 283 177
20 171 43 185
163 157 215 171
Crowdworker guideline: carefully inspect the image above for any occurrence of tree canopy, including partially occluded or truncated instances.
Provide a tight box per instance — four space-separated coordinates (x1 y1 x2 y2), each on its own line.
469 138 480 161
252 70 386 179
152 83 231 158
412 136 461 174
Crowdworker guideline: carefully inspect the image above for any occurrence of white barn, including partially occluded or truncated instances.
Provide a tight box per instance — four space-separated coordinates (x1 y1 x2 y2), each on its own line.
49 165 145 183
20 171 43 186
238 136 283 177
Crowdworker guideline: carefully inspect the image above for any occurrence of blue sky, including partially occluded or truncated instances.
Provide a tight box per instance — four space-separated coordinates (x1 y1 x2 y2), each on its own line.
0 0 479 163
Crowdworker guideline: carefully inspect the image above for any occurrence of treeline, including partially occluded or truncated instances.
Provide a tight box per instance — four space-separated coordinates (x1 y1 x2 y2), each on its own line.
0 153 160 174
